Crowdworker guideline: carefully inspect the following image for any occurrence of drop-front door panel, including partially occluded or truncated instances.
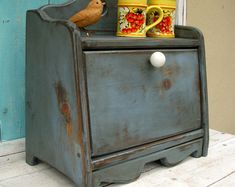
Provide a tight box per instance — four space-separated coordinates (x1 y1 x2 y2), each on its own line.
84 49 201 156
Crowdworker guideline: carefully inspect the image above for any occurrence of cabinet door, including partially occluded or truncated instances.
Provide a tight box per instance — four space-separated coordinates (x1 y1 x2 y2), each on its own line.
84 49 201 156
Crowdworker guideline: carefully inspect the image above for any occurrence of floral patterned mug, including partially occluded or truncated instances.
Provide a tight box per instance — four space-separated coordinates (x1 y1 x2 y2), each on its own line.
117 0 163 37
147 0 176 38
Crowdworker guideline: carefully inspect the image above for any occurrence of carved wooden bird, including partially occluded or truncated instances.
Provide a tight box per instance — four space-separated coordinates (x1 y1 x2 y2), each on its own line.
69 0 105 28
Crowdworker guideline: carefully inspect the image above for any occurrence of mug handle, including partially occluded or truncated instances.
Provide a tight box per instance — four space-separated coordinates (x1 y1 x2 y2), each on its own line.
145 6 163 33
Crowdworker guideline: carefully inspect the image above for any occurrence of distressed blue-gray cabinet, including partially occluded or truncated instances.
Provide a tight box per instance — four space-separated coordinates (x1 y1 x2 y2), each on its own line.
26 0 209 186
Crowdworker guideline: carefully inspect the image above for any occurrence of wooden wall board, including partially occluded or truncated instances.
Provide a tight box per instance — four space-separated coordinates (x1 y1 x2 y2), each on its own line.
0 0 67 141
0 130 234 187
49 0 68 4
0 138 25 157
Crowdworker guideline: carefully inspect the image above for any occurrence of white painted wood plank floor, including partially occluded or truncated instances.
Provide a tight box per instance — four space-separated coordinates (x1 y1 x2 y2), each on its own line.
0 130 234 187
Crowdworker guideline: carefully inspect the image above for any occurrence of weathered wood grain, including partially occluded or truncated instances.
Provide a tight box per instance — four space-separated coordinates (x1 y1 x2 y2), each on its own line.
0 138 25 157
209 172 235 187
0 0 48 141
0 0 68 141
0 152 50 181
0 130 234 187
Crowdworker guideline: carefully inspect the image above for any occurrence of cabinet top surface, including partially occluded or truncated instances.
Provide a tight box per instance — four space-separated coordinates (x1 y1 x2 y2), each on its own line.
81 34 200 50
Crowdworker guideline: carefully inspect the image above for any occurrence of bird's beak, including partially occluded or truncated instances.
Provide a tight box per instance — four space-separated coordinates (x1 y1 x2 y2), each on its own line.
102 2 106 5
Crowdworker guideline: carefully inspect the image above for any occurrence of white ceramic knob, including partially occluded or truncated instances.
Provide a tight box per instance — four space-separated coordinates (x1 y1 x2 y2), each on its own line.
150 52 166 68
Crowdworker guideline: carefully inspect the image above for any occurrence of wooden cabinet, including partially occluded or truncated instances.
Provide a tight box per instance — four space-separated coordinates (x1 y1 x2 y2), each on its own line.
26 1 209 187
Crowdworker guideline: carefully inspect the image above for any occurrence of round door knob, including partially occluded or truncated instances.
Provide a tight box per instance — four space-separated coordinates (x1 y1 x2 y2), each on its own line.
150 52 166 68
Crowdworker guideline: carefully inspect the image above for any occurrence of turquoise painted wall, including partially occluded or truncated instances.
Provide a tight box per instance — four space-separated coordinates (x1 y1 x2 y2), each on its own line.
0 0 68 141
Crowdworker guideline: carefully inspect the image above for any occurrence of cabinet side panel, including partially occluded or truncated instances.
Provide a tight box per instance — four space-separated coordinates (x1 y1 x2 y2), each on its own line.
26 11 86 186
175 26 209 156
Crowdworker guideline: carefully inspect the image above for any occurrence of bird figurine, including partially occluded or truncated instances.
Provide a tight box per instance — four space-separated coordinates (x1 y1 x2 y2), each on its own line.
69 0 105 28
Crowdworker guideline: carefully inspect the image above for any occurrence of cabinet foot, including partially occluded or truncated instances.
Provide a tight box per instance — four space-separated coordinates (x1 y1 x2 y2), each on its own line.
26 153 40 166
191 150 203 158
160 158 183 167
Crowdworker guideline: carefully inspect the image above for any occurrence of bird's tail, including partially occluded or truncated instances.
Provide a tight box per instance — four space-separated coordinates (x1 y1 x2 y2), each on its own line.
69 15 77 23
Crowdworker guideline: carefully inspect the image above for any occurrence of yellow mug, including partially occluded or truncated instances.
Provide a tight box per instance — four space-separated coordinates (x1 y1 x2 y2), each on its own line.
147 0 176 38
117 0 163 37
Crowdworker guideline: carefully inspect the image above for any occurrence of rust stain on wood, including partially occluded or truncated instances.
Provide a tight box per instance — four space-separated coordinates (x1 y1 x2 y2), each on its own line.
55 81 73 137
161 79 172 90
75 75 89 185
76 87 87 172
163 64 180 78
197 73 202 97
163 67 173 76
